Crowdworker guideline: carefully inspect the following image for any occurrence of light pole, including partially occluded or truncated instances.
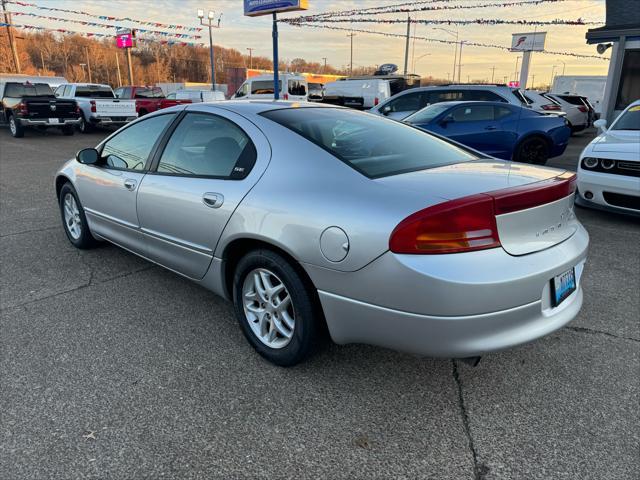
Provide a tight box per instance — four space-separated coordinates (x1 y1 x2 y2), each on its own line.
246 47 254 69
197 9 222 91
559 60 566 76
433 27 458 83
412 53 430 75
322 57 327 73
347 32 356 76
550 64 558 87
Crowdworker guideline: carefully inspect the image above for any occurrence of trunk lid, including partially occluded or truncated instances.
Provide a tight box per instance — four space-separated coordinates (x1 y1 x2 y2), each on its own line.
24 97 77 118
94 99 137 117
377 160 578 255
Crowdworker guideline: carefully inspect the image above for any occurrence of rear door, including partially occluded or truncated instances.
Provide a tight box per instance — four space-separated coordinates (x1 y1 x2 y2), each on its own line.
75 113 177 255
136 109 270 279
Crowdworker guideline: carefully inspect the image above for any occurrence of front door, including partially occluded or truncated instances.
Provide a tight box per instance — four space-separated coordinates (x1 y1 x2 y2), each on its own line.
75 113 177 254
136 110 269 279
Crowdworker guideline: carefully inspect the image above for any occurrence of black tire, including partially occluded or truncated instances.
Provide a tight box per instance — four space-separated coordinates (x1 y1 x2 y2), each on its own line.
8 114 24 138
514 136 550 165
232 249 321 366
78 114 93 133
62 125 74 136
59 182 98 249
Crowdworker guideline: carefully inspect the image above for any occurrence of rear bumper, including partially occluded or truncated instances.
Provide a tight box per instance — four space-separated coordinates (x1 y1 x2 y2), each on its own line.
319 275 583 357
89 116 137 125
18 118 80 126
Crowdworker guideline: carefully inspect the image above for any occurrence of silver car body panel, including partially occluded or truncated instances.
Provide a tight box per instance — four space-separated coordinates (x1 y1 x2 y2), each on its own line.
55 100 590 358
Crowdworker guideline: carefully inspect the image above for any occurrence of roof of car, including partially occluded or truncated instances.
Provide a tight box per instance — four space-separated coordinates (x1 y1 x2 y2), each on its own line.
188 100 333 115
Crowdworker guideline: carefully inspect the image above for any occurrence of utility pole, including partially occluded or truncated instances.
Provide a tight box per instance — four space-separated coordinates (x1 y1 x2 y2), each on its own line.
490 65 496 83
84 46 92 83
457 41 464 83
1 0 21 73
403 15 410 75
246 47 254 69
347 33 356 76
40 50 45 72
322 57 327 73
125 48 133 85
115 52 122 87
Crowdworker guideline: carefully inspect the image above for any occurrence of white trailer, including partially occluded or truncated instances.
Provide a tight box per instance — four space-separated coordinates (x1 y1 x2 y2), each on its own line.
551 75 607 116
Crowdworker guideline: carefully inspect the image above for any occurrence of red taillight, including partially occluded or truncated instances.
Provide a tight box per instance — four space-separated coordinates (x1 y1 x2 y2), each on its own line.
389 194 500 254
542 104 561 111
90 100 96 112
389 173 576 254
283 93 289 100
577 105 588 113
374 97 379 106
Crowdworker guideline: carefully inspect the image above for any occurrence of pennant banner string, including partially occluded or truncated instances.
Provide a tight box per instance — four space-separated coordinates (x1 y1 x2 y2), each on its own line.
283 17 600 26
285 22 609 61
5 0 203 31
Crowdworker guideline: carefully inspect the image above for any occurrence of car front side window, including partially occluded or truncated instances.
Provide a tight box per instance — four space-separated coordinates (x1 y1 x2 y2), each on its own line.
156 112 256 179
100 114 176 171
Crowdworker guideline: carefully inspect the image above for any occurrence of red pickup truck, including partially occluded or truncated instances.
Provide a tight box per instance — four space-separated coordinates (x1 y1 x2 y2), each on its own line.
113 86 190 115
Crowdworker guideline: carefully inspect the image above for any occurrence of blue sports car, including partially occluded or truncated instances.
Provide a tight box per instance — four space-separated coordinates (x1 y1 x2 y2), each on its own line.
404 101 571 164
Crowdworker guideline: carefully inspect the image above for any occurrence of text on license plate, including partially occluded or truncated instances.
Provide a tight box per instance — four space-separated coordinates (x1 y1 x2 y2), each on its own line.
48 118 60 124
552 267 576 307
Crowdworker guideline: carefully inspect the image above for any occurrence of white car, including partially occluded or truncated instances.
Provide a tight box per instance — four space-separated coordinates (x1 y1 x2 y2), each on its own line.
577 100 640 215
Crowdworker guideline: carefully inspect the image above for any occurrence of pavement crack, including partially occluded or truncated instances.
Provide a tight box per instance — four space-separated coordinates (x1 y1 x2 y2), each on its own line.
0 225 59 239
452 359 489 480
565 325 639 343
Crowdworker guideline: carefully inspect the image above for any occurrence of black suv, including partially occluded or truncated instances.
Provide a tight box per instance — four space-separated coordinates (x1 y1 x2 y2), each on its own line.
0 82 80 137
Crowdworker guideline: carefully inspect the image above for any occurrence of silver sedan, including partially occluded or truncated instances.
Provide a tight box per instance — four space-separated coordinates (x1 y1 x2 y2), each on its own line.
55 101 589 366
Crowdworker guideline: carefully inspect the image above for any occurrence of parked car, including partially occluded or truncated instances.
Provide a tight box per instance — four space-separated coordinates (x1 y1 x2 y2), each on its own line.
322 78 391 109
55 101 588 366
576 100 640 215
521 90 564 114
0 81 80 137
370 84 527 120
545 93 593 128
172 89 226 103
307 82 324 102
54 83 137 133
404 101 571 164
113 86 191 116
231 73 308 101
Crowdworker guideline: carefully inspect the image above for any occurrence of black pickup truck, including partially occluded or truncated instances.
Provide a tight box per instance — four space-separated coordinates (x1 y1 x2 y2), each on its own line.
0 82 80 137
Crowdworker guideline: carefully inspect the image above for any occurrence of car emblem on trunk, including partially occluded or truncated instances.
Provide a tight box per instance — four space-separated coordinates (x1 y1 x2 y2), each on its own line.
50 104 57 111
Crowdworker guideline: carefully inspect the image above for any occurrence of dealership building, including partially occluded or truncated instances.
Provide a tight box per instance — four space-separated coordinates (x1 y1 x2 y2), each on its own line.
586 0 640 121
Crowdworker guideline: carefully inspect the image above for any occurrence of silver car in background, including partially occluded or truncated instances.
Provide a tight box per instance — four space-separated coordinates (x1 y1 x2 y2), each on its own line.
55 101 588 366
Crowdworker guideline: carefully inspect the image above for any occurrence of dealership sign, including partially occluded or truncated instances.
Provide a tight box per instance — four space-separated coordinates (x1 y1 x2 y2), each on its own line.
510 31 547 51
244 0 308 17
116 28 135 49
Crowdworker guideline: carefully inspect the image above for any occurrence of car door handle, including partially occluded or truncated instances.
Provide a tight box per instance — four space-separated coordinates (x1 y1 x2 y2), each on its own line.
485 126 498 131
202 192 224 209
124 179 137 191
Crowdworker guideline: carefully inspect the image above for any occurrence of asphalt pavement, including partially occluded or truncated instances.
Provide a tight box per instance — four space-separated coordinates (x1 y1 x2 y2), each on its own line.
1 126 638 480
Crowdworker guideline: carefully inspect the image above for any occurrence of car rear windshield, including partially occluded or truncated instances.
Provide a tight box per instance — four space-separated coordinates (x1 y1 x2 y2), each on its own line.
261 107 480 178
75 85 115 98
556 95 586 105
4 83 53 97
134 87 164 98
511 89 529 105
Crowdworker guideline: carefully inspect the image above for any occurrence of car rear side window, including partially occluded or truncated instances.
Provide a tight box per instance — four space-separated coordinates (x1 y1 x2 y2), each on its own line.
262 107 479 179
450 105 494 122
384 91 423 112
464 90 507 102
156 112 256 179
288 80 306 96
101 114 176 171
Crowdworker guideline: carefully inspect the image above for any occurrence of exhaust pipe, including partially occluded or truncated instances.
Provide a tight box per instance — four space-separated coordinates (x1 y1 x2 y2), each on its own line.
458 356 482 367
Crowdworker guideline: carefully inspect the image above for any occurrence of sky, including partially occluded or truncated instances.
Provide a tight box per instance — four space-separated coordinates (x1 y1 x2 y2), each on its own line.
8 0 609 86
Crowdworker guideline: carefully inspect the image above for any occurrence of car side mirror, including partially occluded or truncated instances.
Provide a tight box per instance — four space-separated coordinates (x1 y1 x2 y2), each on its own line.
76 148 99 165
593 119 607 133
440 115 454 126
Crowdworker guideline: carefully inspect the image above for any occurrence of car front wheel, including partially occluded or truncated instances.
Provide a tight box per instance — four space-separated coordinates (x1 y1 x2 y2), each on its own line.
59 182 97 249
233 249 321 366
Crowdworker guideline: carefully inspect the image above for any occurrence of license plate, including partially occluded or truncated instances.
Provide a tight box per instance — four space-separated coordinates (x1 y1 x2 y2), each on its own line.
552 267 576 307
48 118 60 124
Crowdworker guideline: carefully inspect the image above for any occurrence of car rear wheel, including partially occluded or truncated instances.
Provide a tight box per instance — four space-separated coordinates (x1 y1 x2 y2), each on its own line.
233 249 320 366
78 115 93 133
59 182 97 249
8 114 24 138
514 136 549 165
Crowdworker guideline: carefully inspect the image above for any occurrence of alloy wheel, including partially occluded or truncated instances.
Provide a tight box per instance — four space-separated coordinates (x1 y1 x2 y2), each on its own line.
242 268 295 349
63 193 82 240
9 117 16 135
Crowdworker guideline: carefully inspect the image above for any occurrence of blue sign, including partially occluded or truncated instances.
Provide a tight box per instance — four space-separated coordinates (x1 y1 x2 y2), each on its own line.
244 0 308 17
